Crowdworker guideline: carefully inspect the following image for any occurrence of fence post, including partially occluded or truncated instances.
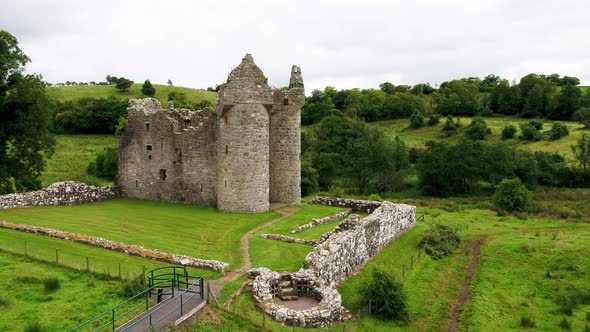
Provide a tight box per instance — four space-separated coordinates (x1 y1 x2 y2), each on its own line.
86 256 89 272
55 249 59 264
118 263 122 280
180 294 183 315
111 308 115 332
24 240 27 256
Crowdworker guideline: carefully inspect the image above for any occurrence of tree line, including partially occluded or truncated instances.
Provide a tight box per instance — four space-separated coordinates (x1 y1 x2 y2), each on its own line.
303 74 590 125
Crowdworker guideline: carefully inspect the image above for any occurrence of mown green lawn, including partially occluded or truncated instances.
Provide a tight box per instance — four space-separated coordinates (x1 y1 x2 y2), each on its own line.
0 252 132 332
0 199 280 269
41 135 118 187
371 116 588 160
46 84 216 106
249 204 345 272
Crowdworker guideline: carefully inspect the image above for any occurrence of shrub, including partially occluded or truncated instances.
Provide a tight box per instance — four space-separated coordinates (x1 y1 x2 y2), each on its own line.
43 277 60 292
519 123 542 141
520 316 535 328
427 114 440 126
115 77 134 92
549 122 569 140
559 318 571 330
409 111 425 129
530 119 544 130
573 108 590 128
584 324 590 332
367 193 383 201
492 178 531 212
120 278 144 297
408 147 422 164
87 147 118 181
501 124 517 140
464 117 490 140
141 79 156 97
439 115 459 137
24 321 43 332
419 223 461 259
361 270 408 322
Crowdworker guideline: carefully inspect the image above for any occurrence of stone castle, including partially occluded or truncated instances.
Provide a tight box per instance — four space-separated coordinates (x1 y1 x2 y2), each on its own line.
117 54 304 213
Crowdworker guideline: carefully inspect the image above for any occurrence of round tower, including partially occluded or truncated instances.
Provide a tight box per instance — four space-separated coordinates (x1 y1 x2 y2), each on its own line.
216 54 273 213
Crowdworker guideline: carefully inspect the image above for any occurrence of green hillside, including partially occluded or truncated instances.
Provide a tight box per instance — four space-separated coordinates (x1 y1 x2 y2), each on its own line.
47 83 217 106
369 116 587 160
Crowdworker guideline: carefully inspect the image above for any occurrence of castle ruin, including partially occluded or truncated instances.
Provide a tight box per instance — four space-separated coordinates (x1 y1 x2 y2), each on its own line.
118 54 304 213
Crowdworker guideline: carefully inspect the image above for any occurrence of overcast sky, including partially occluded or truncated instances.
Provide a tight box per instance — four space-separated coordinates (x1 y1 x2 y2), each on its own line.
3 0 590 92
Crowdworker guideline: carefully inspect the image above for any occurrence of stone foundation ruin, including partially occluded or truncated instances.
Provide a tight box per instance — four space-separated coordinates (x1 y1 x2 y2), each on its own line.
249 198 416 328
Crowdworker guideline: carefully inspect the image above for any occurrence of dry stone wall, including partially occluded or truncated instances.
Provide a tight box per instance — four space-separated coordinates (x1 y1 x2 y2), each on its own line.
311 196 381 214
0 182 117 209
290 209 351 234
306 202 415 287
0 221 228 272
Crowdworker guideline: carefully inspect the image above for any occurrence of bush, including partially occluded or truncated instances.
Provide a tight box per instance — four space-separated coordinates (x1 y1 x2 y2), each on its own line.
120 278 144 297
361 270 408 322
367 193 383 201
492 178 531 212
464 117 490 140
530 119 544 130
301 157 319 196
519 123 542 141
115 77 133 92
439 115 459 137
408 147 422 164
427 114 440 126
43 277 61 292
520 316 535 328
559 318 571 330
409 111 425 128
549 122 570 140
501 124 517 140
573 108 590 128
53 98 127 134
24 321 43 332
87 147 118 181
419 223 461 259
141 79 156 97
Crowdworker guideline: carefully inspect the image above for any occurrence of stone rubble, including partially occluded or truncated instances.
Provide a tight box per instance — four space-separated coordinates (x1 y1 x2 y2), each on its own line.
0 181 117 210
289 209 351 234
0 221 229 272
249 198 416 328
260 234 317 246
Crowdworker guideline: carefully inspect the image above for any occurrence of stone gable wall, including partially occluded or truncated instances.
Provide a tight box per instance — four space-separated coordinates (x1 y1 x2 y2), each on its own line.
311 196 382 214
0 181 117 210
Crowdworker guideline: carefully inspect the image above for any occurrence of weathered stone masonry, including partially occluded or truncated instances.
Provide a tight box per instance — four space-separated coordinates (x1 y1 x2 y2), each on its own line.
0 181 117 209
250 198 416 328
118 54 304 213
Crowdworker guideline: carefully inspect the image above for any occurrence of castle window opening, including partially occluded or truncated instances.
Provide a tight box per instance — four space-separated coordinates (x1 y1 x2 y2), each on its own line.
145 123 150 131
224 180 227 188
225 145 228 154
146 145 152 151
200 184 203 192
184 119 190 127
159 169 167 181
224 117 228 125
148 155 152 160
135 180 138 187
283 98 289 106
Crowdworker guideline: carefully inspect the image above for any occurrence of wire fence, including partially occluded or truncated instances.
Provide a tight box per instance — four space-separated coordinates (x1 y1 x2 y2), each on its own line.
0 233 166 280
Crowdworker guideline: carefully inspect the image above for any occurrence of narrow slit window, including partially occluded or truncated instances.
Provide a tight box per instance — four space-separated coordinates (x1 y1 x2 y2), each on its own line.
135 180 138 187
145 123 150 131
200 184 203 192
224 117 228 125
159 169 167 181
225 145 228 154
224 180 227 188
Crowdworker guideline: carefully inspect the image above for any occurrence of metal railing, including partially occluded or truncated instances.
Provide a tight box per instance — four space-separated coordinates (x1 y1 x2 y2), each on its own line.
68 266 204 332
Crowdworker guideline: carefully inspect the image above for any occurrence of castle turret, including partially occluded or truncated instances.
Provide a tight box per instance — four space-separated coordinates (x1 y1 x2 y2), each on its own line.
269 65 305 204
216 54 273 213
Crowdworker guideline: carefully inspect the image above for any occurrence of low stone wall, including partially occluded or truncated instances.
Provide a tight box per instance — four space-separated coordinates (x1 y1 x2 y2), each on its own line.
260 234 317 246
0 221 229 272
306 202 415 287
249 268 342 328
289 209 351 234
311 196 381 214
0 181 117 209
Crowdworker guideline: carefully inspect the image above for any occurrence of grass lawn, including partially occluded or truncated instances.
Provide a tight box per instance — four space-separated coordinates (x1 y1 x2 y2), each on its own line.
0 251 133 332
0 199 280 269
46 84 216 106
249 204 345 271
370 116 588 160
41 135 118 187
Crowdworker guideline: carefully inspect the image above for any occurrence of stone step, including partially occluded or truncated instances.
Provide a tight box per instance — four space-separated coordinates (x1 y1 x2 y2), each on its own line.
279 295 299 301
279 287 294 294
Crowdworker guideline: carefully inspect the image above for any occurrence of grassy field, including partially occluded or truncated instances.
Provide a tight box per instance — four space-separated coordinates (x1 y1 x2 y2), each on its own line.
46 84 217 106
41 135 118 187
0 199 280 269
0 251 134 332
249 204 346 271
371 116 588 160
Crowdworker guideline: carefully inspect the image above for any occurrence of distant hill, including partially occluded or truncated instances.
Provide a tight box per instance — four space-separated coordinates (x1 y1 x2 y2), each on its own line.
46 83 217 106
